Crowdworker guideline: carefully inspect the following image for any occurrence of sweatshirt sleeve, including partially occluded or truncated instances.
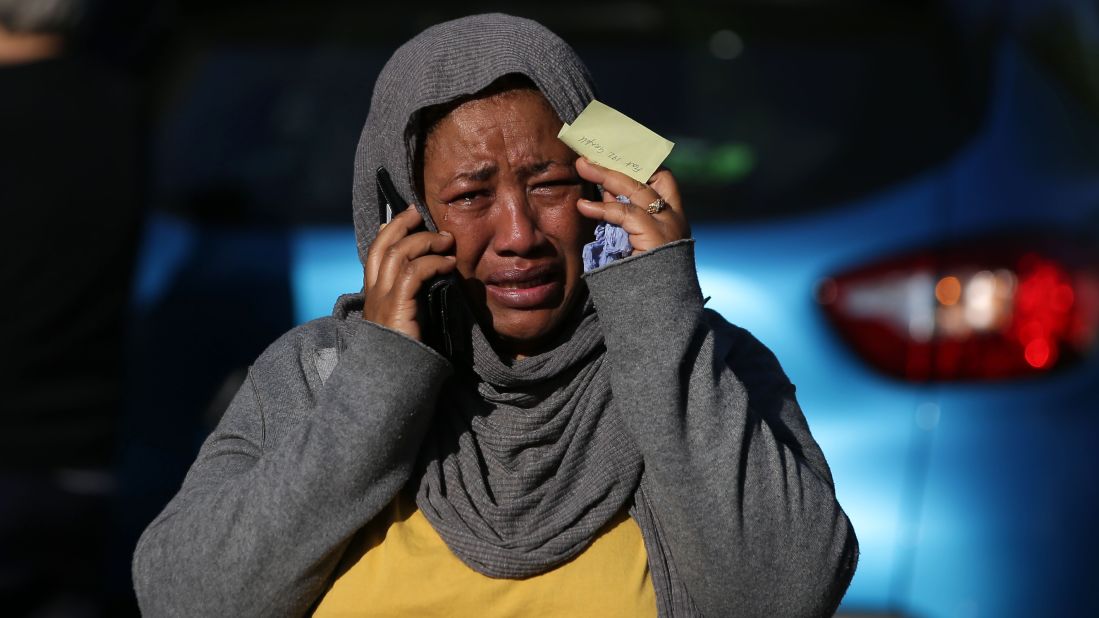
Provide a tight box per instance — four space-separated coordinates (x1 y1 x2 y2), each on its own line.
132 318 452 617
585 240 858 617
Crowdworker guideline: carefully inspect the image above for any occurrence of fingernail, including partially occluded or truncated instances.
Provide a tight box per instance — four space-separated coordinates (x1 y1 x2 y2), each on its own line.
406 204 415 211
440 230 452 237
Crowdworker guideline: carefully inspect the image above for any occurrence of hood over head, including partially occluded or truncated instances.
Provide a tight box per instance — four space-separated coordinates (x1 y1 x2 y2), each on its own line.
351 13 597 265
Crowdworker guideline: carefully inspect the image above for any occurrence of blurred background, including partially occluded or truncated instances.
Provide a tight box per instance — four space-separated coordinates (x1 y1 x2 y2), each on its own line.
2 0 1097 616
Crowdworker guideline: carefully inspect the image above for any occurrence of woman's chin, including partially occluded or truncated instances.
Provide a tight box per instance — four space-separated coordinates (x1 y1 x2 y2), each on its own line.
475 279 587 358
491 310 560 345
486 304 577 358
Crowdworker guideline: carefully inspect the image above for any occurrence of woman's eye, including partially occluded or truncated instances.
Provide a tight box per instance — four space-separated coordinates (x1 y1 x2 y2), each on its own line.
531 179 579 197
449 191 488 208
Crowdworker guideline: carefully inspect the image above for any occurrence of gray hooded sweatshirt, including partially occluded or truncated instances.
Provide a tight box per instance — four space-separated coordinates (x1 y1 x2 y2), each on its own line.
132 13 856 618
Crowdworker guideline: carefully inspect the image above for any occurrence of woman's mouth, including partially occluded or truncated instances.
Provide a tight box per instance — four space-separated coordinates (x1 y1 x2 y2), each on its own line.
485 266 563 309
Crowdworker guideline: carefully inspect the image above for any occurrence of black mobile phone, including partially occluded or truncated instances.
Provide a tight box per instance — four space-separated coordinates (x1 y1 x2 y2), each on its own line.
375 166 464 358
376 167 436 231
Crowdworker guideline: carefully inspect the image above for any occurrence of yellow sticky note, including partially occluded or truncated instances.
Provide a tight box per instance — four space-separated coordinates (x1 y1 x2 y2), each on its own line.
557 100 675 183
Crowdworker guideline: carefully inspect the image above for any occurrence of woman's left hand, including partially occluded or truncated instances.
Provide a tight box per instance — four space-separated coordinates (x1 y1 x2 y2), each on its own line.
574 157 690 254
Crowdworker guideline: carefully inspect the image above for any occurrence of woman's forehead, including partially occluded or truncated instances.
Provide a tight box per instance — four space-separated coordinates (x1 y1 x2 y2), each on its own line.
437 88 557 131
425 91 567 159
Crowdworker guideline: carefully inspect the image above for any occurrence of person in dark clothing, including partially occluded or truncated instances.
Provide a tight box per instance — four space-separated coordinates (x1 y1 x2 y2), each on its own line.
0 0 142 614
0 0 140 468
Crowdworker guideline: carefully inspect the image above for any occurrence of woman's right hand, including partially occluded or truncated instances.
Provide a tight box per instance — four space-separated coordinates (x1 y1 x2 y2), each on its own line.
362 205 457 342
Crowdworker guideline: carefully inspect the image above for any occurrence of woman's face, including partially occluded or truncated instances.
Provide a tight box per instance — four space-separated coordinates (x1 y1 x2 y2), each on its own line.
421 89 592 356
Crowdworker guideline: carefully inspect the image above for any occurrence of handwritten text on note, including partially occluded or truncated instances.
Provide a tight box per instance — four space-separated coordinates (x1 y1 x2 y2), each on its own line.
557 100 675 183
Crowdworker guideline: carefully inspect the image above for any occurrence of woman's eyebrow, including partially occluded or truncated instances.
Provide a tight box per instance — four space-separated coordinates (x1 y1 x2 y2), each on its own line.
451 163 497 183
520 160 570 176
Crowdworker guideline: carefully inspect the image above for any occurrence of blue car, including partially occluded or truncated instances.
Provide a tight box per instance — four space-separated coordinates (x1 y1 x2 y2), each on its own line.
129 4 1099 616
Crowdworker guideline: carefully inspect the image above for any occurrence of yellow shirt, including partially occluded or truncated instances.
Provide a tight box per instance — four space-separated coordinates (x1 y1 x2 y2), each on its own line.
313 492 656 617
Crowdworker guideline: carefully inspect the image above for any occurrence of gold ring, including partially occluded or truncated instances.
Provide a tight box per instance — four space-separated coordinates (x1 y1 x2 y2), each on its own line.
646 198 667 215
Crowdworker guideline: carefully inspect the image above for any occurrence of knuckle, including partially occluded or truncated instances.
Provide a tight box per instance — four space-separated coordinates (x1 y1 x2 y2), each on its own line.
384 245 403 261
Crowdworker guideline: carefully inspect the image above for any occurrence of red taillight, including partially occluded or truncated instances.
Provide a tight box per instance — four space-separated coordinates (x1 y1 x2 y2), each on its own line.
817 238 1099 381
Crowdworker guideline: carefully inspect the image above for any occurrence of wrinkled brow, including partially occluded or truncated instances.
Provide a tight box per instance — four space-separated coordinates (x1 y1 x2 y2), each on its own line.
519 160 572 177
450 159 569 184
452 163 497 183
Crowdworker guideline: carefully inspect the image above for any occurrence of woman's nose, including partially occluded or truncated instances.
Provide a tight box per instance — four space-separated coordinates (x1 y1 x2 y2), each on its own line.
491 189 543 256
